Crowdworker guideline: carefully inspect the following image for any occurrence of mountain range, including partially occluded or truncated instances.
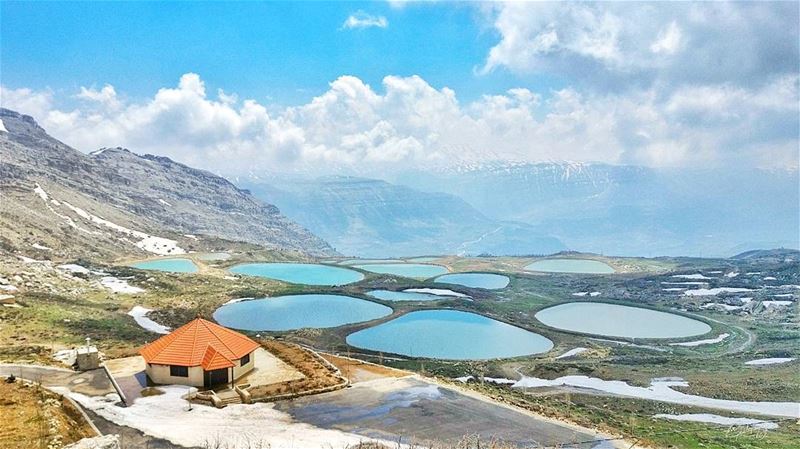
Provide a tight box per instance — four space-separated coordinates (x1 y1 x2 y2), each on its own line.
0 108 334 259
392 162 799 257
243 176 565 257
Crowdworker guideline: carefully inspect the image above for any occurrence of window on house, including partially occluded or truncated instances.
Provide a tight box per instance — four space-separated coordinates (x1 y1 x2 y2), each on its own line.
170 365 189 377
240 353 250 366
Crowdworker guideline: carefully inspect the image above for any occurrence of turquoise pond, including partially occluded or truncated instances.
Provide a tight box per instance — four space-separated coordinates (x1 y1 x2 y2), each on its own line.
434 273 510 290
130 258 198 273
229 263 364 285
367 290 448 302
213 294 392 331
352 263 448 279
346 310 553 360
525 259 615 274
535 302 711 339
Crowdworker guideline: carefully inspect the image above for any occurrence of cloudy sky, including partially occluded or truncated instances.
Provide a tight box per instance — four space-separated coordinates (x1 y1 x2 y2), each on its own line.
2 1 798 175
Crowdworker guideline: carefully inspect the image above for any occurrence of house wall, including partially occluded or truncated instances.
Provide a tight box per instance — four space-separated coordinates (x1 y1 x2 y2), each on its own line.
146 364 204 387
232 350 255 381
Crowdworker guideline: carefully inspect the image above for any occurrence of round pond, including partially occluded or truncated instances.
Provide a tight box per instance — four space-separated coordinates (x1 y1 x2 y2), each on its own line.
229 263 364 285
352 263 448 279
213 294 392 331
534 302 711 339
434 273 510 289
130 258 198 273
346 310 553 360
525 259 615 274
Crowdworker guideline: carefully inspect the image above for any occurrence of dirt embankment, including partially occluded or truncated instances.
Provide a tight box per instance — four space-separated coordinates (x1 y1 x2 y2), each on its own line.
0 379 96 449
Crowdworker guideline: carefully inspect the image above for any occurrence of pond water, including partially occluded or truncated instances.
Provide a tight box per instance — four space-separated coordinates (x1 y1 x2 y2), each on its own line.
352 263 448 279
534 302 711 339
213 294 392 331
346 310 553 360
525 259 615 274
130 258 198 273
434 273 510 290
229 263 363 285
367 290 449 302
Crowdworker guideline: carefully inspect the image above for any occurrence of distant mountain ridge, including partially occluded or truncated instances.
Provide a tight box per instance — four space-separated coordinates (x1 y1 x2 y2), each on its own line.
243 176 565 257
395 161 799 257
0 108 334 259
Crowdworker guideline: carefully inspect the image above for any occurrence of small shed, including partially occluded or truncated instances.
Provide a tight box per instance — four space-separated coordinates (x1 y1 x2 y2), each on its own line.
139 317 259 388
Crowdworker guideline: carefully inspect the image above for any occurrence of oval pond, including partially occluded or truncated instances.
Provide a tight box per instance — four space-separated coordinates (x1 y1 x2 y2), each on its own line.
346 310 553 360
213 294 392 331
535 302 711 339
229 263 364 285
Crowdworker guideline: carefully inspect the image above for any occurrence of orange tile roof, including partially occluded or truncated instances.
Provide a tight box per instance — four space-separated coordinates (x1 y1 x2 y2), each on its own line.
201 345 235 370
139 317 259 368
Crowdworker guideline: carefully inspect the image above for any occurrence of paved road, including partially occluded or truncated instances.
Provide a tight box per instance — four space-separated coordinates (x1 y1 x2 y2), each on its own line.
275 376 613 448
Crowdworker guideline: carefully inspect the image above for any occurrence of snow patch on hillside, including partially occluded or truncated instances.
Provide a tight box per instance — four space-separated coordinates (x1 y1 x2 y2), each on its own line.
32 183 184 255
99 277 145 294
654 413 778 430
512 375 800 418
670 333 729 347
683 287 753 296
404 288 469 298
128 306 170 334
745 358 795 366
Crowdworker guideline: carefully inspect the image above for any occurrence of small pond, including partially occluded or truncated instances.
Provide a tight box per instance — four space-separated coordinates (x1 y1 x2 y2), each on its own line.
346 310 553 360
352 263 448 279
213 294 392 331
434 273 510 290
534 302 711 339
130 258 198 273
525 259 615 274
229 263 364 285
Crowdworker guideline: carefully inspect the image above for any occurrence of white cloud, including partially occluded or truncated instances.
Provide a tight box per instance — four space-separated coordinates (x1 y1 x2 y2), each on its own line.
342 11 388 30
480 2 798 87
76 84 121 110
650 21 683 55
1 72 797 174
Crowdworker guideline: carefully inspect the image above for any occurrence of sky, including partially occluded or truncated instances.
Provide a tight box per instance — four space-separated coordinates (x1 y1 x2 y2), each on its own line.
1 1 798 176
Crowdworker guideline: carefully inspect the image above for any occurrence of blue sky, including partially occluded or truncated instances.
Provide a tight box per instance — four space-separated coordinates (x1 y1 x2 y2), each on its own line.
2 1 565 106
1 2 797 175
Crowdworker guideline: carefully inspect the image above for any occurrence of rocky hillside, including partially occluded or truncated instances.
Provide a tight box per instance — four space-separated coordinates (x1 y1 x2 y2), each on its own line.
0 109 334 259
244 176 565 257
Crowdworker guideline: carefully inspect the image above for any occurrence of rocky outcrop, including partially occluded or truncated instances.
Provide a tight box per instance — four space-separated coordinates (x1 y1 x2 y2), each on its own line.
0 108 335 258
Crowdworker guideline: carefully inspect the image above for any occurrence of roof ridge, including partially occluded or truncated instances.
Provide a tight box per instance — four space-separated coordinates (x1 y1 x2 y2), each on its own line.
192 318 202 361
200 319 238 357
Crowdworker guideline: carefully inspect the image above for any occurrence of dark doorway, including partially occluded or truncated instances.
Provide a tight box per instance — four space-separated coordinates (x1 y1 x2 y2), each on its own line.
204 368 229 387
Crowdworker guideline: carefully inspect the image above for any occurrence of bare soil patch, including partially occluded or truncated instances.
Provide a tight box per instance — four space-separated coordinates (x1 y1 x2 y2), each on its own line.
0 380 95 449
